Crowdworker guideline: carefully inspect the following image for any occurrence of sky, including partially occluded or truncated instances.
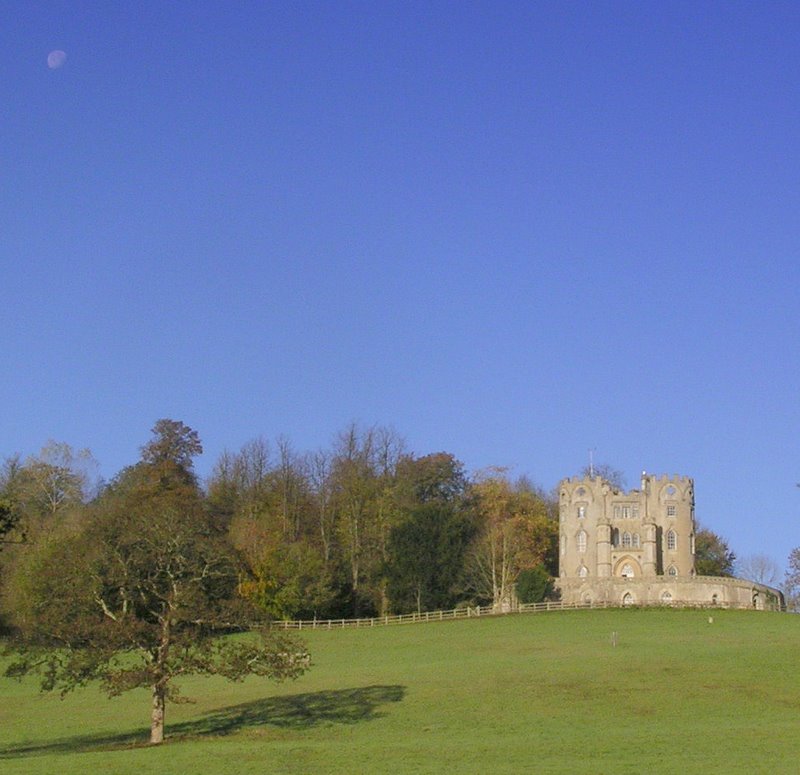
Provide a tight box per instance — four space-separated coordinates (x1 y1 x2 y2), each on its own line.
2 2 799 573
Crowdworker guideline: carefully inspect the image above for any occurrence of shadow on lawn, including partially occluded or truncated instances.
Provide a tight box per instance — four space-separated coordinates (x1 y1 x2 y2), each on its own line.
0 684 405 759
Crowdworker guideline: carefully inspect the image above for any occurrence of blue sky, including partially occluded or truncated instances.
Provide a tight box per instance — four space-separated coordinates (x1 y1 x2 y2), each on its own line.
2 2 798 572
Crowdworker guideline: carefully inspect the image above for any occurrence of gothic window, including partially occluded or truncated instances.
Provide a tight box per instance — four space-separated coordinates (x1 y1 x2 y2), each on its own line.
577 505 586 519
666 485 676 496
622 592 634 606
667 565 678 577
576 530 587 553
667 530 677 551
661 591 673 604
622 532 632 548
632 533 640 548
621 563 635 578
667 505 676 517
578 565 588 578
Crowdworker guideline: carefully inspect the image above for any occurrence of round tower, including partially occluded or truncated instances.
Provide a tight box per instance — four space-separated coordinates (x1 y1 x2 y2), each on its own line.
642 521 658 576
596 519 612 577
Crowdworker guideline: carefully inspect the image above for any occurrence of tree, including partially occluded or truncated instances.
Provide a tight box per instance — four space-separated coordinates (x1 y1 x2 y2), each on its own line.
4 424 308 745
393 452 471 509
466 470 557 608
141 419 203 476
579 462 626 489
0 497 20 547
330 424 405 616
694 527 736 577
516 564 554 604
737 553 780 587
385 502 477 614
784 548 800 612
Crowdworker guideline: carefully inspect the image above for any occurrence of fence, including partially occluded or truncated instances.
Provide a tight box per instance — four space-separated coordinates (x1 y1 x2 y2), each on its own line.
270 597 779 631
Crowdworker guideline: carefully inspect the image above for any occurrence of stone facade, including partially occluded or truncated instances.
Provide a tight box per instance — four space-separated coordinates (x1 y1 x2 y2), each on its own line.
556 473 783 610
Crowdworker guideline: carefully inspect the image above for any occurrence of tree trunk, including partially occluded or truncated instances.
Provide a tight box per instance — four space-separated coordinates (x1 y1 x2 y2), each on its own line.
150 684 165 744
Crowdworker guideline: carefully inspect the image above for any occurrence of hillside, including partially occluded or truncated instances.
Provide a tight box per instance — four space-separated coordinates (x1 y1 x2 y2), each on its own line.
2 608 799 774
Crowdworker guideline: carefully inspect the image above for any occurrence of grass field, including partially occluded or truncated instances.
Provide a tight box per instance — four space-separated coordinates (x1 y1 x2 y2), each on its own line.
2 608 799 774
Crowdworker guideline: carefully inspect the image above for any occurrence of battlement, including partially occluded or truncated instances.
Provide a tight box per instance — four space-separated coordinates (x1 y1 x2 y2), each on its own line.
642 473 693 486
561 473 692 497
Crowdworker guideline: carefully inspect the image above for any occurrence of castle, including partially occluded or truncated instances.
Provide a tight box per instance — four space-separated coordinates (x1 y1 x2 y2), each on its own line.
557 472 783 609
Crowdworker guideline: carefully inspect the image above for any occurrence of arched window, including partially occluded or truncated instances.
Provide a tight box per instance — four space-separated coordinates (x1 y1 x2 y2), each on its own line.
661 591 673 604
632 533 640 548
667 565 678 577
576 530 587 553
622 532 632 548
577 505 586 519
622 592 634 606
621 563 635 578
667 530 677 551
611 528 619 547
578 565 588 578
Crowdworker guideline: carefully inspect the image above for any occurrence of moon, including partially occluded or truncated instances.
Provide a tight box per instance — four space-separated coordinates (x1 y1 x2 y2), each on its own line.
47 50 67 70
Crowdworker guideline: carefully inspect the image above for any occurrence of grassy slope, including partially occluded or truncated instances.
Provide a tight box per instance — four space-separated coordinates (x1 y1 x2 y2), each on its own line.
2 609 799 774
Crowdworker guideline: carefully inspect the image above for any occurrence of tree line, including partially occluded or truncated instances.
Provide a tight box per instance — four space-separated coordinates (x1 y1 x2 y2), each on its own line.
0 421 561 627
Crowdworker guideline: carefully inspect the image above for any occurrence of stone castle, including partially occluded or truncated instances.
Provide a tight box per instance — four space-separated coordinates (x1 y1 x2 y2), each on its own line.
556 472 783 609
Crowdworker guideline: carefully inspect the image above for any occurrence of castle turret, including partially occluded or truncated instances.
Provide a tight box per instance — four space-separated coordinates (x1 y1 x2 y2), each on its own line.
596 519 612 578
642 521 658 576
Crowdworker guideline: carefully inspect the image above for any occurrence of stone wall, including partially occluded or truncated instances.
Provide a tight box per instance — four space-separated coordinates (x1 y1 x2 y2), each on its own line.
557 574 784 610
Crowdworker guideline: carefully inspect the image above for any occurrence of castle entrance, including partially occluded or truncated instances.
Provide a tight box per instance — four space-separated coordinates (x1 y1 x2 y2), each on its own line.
613 557 642 578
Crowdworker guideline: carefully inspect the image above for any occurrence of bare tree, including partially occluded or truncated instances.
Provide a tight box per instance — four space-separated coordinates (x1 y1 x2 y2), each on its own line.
737 553 781 586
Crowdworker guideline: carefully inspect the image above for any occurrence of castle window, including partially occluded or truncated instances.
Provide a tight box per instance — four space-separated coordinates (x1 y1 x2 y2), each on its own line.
667 565 678 577
611 528 619 547
622 532 632 548
578 565 588 578
667 530 677 551
666 485 676 496
614 505 621 519
577 505 586 519
632 533 640 548
577 530 587 553
632 504 639 519
622 506 630 519
667 505 676 517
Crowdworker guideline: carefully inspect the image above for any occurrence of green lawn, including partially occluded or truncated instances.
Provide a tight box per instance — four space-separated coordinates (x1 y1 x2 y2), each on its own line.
2 608 799 774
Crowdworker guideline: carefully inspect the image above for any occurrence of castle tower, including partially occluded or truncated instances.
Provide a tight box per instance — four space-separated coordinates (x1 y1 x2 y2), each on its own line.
596 519 612 578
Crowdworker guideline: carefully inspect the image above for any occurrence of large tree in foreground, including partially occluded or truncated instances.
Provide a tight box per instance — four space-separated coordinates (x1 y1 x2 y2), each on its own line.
3 421 309 744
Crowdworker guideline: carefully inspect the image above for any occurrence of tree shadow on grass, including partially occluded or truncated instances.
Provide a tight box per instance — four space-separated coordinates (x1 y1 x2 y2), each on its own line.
0 684 405 759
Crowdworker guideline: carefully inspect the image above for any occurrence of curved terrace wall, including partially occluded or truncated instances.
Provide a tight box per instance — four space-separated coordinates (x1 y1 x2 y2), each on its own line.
556 574 784 611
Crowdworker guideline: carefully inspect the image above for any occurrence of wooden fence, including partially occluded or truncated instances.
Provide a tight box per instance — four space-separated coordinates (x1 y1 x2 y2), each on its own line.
270 597 779 631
